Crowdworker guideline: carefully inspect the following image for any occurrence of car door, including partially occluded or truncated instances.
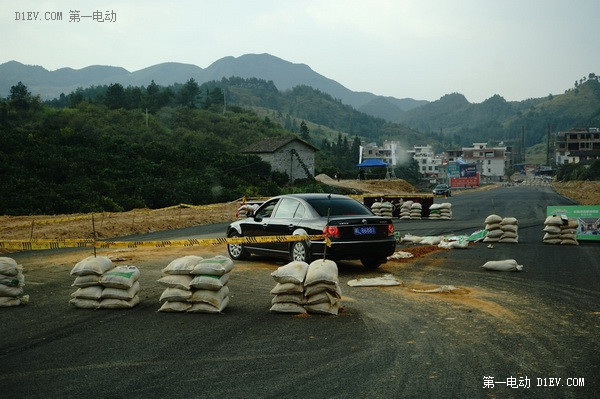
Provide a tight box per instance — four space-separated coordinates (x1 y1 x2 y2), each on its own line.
261 198 306 255
242 198 280 254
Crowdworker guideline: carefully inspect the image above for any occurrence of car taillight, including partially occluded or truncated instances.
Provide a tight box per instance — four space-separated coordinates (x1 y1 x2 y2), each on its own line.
323 226 340 238
387 223 394 236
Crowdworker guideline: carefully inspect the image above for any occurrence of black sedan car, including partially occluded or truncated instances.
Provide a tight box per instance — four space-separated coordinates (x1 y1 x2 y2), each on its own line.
226 193 396 268
433 184 451 196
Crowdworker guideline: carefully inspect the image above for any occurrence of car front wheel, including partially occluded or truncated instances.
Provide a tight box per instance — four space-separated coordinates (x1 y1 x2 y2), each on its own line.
227 232 248 260
290 240 311 263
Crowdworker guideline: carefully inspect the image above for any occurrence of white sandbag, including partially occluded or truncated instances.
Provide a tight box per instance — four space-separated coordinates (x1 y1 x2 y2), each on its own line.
271 293 305 304
347 274 402 287
304 259 338 286
560 239 579 245
70 256 113 276
190 273 230 291
69 298 100 309
305 302 339 315
401 234 423 244
305 291 340 306
270 282 304 295
485 214 502 224
0 257 19 276
188 296 230 313
544 215 563 226
0 284 23 297
157 300 192 312
192 256 234 276
304 282 341 297
0 272 24 287
99 266 140 289
162 255 203 275
102 281 140 300
157 275 193 290
189 286 230 308
501 224 518 233
270 302 307 314
485 229 503 238
99 295 140 309
438 239 469 249
388 251 414 260
271 261 309 284
70 285 103 300
159 287 193 302
543 225 561 234
72 274 101 288
481 259 523 272
485 223 502 231
483 236 500 243
0 295 28 307
420 236 442 245
500 217 518 225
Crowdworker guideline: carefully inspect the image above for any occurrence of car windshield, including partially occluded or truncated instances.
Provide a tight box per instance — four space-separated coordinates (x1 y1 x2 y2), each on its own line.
306 198 371 217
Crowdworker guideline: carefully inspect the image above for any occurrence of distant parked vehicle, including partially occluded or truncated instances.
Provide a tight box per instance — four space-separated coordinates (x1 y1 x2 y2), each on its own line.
433 184 451 196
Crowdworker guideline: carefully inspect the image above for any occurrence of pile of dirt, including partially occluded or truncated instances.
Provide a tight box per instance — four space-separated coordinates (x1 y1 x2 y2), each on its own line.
315 174 417 195
552 181 600 205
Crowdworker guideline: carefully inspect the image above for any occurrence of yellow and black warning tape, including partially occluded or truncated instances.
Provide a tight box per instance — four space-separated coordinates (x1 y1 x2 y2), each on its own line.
0 234 325 251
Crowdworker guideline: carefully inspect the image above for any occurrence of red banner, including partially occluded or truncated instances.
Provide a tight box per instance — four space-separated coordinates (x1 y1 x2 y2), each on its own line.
450 173 480 188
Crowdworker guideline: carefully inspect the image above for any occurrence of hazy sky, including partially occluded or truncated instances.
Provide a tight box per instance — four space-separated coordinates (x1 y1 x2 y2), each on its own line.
2 0 599 103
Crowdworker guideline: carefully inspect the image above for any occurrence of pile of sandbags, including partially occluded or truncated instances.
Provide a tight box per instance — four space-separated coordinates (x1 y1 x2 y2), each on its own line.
0 257 28 307
70 256 141 309
483 214 518 243
543 215 579 245
409 202 422 220
429 203 453 220
270 259 342 315
270 261 309 314
158 255 233 313
498 217 519 243
371 201 393 218
399 201 412 220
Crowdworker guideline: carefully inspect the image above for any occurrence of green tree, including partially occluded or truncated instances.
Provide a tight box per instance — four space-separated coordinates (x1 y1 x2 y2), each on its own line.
299 120 310 141
178 78 200 108
105 83 126 109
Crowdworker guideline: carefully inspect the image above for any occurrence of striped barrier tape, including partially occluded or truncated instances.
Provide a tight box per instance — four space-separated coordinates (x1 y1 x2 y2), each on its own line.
0 234 325 251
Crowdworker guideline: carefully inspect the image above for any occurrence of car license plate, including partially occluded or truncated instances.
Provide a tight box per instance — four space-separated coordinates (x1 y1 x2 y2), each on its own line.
354 226 376 235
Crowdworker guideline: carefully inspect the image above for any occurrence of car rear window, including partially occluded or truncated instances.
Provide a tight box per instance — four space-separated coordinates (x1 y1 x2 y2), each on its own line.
306 198 371 217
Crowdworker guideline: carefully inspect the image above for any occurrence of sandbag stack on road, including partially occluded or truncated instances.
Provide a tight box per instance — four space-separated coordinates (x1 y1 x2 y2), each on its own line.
499 217 519 243
98 265 141 309
429 203 453 220
270 261 309 314
543 215 579 245
304 259 342 315
0 257 28 307
409 202 422 220
270 259 341 315
370 201 394 218
158 255 233 313
399 201 412 220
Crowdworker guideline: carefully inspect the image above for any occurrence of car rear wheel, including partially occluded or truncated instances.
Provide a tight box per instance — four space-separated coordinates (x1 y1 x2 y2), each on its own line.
227 232 248 260
360 258 384 269
290 240 310 263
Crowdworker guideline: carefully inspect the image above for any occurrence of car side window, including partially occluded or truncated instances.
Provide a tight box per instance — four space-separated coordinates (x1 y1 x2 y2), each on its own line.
255 199 278 219
294 203 305 219
272 198 300 219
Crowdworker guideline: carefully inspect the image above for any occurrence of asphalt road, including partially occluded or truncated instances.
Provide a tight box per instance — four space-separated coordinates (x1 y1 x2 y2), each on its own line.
1 186 599 398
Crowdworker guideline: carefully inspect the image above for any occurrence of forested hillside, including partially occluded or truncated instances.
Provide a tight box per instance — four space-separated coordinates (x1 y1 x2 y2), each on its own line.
1 78 432 215
397 75 600 147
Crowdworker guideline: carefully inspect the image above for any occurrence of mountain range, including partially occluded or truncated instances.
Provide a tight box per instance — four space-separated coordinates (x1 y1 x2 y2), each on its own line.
0 53 427 115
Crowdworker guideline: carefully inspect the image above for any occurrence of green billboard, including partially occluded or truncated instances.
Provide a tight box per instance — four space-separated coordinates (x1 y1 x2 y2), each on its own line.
546 205 600 241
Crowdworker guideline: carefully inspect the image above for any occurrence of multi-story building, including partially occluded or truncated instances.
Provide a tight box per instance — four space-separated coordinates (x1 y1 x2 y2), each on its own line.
460 142 512 182
407 145 444 178
360 140 398 166
555 128 600 165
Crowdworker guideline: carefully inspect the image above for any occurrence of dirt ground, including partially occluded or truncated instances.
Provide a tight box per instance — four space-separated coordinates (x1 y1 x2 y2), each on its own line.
0 178 597 245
